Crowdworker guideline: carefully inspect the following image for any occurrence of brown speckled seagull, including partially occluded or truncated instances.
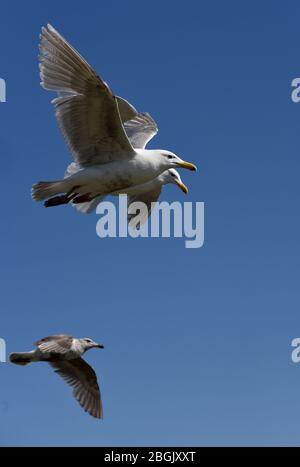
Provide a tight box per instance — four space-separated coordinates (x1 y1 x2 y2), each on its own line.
9 335 104 419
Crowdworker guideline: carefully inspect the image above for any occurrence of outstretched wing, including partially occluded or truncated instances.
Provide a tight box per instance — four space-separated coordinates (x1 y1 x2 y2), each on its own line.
123 113 158 149
49 358 102 419
116 96 138 123
39 24 134 166
128 187 162 226
35 335 73 354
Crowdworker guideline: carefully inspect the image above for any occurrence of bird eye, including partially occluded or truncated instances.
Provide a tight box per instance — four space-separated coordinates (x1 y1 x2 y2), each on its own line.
167 155 173 159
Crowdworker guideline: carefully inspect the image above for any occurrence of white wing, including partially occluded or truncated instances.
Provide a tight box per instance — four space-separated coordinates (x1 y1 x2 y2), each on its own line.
116 96 138 123
123 113 158 149
39 24 134 166
128 187 162 226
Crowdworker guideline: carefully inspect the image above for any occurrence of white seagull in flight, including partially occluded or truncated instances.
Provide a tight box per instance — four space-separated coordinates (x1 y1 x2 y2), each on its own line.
64 112 189 216
10 335 104 419
32 24 197 209
70 167 188 217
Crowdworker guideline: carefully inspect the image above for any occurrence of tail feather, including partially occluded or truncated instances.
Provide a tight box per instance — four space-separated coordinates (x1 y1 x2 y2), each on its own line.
9 352 36 366
32 181 66 202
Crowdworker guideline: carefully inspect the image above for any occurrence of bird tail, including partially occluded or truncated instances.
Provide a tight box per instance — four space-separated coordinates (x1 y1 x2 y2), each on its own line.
9 351 36 366
32 181 66 201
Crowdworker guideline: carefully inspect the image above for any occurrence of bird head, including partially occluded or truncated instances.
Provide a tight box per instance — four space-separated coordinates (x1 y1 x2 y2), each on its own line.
159 150 197 172
160 169 189 194
79 338 104 351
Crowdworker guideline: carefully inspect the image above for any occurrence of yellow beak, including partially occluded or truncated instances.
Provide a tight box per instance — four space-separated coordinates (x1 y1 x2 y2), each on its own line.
176 180 189 194
178 161 197 171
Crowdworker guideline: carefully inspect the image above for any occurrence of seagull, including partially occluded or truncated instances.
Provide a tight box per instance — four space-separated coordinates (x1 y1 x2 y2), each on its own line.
70 168 188 218
63 112 189 215
9 335 104 419
32 24 197 208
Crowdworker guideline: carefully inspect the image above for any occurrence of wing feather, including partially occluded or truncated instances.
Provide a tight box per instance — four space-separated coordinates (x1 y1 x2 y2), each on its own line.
124 112 158 149
39 24 134 166
35 335 73 354
128 187 162 226
49 358 102 419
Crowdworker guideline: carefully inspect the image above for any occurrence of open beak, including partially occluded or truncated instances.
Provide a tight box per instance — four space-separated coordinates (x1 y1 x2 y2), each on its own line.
95 343 104 349
176 180 189 194
177 161 197 171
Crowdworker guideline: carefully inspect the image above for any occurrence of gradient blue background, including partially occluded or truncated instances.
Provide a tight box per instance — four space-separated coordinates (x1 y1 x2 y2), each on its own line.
0 0 300 447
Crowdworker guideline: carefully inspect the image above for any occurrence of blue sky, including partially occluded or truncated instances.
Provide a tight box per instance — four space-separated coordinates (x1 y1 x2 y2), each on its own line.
0 0 300 446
